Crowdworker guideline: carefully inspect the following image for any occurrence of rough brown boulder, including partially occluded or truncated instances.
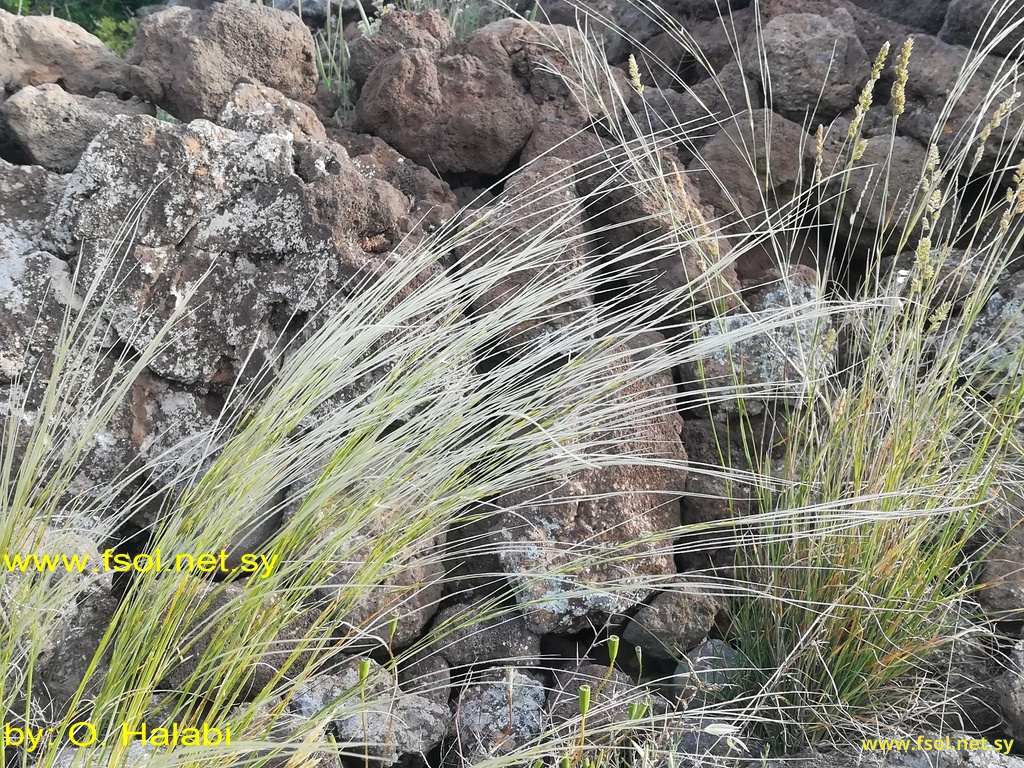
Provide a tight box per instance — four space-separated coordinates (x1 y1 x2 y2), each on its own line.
0 9 128 96
691 108 810 232
354 15 630 176
356 46 533 176
753 10 870 123
496 333 687 634
127 0 318 121
347 9 455 95
894 35 1024 174
940 0 1024 57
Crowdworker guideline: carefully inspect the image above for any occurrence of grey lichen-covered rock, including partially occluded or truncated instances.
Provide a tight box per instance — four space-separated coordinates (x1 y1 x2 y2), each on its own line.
0 252 79 390
429 601 542 672
216 80 327 143
622 587 723 660
126 0 318 121
46 113 432 388
882 248 981 312
0 9 129 96
497 333 687 635
447 668 546 768
0 159 65 260
0 85 154 172
679 265 834 413
948 269 1024 398
289 659 450 766
122 371 283 563
222 695 341 768
754 10 870 123
993 640 1024 741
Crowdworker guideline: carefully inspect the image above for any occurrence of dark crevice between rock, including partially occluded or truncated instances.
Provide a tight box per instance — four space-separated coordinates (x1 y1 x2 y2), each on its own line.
441 169 506 198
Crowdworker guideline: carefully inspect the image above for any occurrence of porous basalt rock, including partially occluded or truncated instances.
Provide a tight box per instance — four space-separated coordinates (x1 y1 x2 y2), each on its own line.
354 16 629 176
575 140 742 321
451 155 592 358
816 126 934 257
692 108 810 231
622 586 723 660
47 113 436 389
446 668 546 768
894 35 1024 173
496 333 687 635
679 265 834 413
753 10 870 123
0 158 65 260
940 0 1024 58
289 659 450 766
466 18 630 127
0 9 129 96
126 0 318 121
356 46 533 176
281 452 447 651
216 80 327 143
0 85 154 172
548 663 672 734
329 128 458 234
159 578 340 699
846 0 950 34
347 9 456 95
429 601 542 672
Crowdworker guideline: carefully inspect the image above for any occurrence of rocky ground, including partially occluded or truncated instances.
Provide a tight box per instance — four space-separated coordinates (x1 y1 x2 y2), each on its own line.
3 0 1024 764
